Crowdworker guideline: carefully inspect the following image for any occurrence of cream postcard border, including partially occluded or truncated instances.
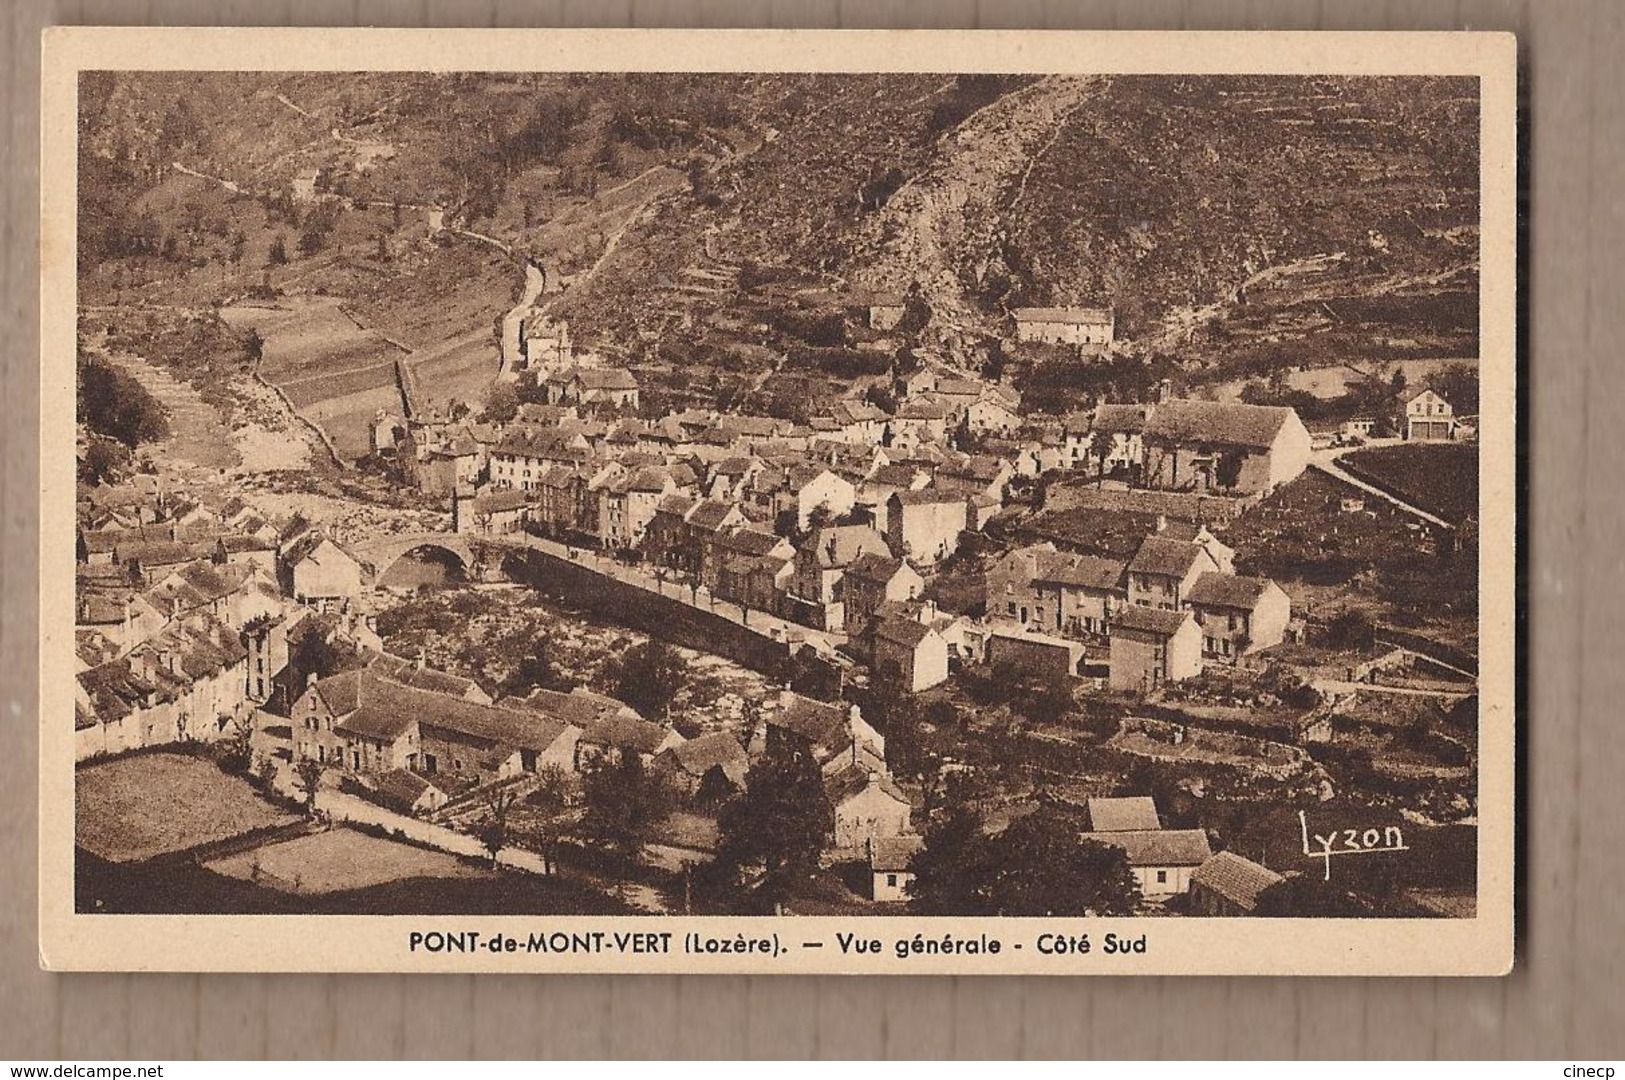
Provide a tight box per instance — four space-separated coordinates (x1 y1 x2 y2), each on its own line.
38 27 1517 976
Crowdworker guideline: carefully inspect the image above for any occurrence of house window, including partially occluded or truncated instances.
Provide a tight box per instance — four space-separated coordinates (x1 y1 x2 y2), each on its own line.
886 874 898 888
1156 870 1168 884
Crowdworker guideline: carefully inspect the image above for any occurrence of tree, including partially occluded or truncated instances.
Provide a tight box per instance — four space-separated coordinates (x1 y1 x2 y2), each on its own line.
267 234 288 265
908 806 1142 916
243 328 265 364
521 765 572 874
980 811 1142 916
79 437 131 485
478 787 519 865
293 758 324 813
507 638 574 695
77 351 169 448
480 381 520 424
906 799 990 914
705 747 834 913
1324 608 1376 651
1087 428 1114 486
1214 448 1245 490
220 713 255 774
607 640 687 720
1253 874 1381 917
297 226 328 257
578 753 671 862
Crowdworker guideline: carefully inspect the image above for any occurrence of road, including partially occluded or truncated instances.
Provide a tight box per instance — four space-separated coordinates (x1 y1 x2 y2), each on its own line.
1309 439 1455 530
484 531 847 659
1311 678 1474 701
499 262 549 377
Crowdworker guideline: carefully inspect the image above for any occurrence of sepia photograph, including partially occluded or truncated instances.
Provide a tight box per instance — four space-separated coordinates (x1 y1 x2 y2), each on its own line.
38 28 1517 975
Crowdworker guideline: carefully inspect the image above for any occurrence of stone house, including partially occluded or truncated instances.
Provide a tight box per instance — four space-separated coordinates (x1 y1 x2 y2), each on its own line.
1140 399 1311 495
1107 605 1204 692
1079 827 1213 900
826 765 914 858
1188 851 1286 916
1012 306 1115 347
1403 387 1458 441
282 533 364 603
1185 573 1293 661
840 553 924 636
885 490 967 568
1127 536 1223 611
785 524 891 631
869 615 950 694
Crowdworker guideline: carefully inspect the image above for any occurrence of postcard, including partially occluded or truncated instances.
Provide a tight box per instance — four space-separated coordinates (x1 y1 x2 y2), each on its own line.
40 27 1516 974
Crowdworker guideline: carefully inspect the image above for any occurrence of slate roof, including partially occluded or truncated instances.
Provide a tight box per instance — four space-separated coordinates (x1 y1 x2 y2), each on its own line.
1111 605 1195 637
890 488 964 507
373 769 443 814
687 500 740 531
662 731 748 783
771 693 850 747
318 671 573 751
895 401 950 421
1090 404 1152 435
471 489 532 515
1128 537 1208 578
515 687 640 730
872 615 937 649
845 552 908 584
572 367 639 391
1143 400 1296 450
1081 828 1212 867
1086 796 1162 833
707 527 782 561
825 763 909 806
366 652 485 699
1186 572 1276 611
805 525 890 569
1190 851 1284 911
581 713 679 756
869 835 925 872
1014 306 1114 325
1033 552 1127 592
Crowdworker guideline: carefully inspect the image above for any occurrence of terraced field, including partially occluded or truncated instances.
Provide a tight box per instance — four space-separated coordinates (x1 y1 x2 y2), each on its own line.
220 298 408 462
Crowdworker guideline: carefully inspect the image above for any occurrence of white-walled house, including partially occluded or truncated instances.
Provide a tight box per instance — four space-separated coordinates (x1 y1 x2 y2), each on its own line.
1184 573 1292 661
1140 400 1311 495
1403 388 1458 441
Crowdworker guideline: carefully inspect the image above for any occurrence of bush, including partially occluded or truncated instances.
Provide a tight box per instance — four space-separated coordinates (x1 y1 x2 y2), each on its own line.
77 351 169 448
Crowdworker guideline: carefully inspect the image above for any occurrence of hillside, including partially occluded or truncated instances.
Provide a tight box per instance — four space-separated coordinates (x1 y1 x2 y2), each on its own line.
78 71 1479 427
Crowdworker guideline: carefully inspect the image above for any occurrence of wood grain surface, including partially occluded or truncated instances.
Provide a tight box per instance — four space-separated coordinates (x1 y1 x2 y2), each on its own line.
3 0 1620 1060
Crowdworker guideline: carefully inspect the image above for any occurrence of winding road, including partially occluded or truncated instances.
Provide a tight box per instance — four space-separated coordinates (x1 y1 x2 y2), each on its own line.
1309 439 1455 531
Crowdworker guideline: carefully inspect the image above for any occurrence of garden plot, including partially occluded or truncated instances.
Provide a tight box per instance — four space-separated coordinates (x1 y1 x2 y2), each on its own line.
77 752 296 863
206 826 483 894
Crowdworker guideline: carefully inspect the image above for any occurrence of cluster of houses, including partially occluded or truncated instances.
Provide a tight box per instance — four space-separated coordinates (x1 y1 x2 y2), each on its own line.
987 518 1293 693
289 656 919 893
1073 795 1286 913
73 475 389 760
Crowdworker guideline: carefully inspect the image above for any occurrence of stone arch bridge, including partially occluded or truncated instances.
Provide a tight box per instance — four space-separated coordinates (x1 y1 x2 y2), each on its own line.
353 532 481 586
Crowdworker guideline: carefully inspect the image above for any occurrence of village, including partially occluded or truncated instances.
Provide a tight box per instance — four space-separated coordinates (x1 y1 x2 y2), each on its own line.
74 279 1483 919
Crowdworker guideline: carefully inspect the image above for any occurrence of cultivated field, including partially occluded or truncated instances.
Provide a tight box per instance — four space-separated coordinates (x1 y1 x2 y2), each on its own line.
220 298 408 461
77 753 296 862
1340 442 1480 525
206 826 483 893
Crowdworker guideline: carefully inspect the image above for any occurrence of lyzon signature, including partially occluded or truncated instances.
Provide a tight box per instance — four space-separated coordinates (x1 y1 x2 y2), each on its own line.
1298 811 1409 880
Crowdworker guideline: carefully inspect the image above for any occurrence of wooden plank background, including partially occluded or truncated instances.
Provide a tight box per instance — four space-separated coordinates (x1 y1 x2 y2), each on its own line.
3 0 1619 1059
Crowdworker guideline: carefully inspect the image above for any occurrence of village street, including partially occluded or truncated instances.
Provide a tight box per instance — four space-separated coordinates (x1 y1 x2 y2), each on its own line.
486 531 848 660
